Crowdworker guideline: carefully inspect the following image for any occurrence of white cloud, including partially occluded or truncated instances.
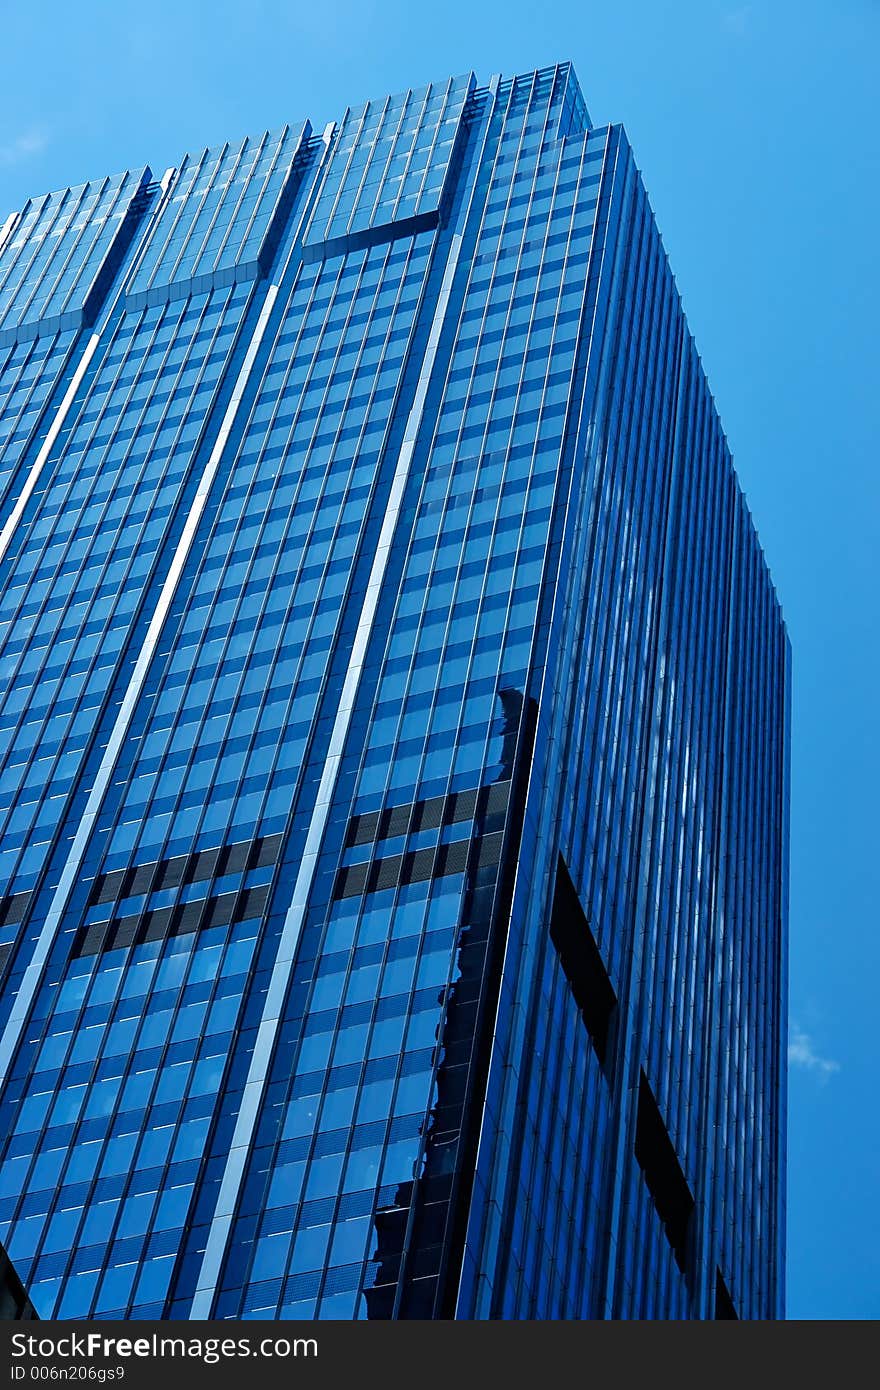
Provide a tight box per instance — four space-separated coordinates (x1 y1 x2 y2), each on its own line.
789 1023 840 1081
0 128 49 167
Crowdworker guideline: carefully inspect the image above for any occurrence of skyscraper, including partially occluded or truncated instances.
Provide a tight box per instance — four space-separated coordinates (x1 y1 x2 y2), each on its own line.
0 63 789 1322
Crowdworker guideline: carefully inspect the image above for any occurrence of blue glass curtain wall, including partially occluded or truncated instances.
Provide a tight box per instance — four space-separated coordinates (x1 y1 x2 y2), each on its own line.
0 64 788 1322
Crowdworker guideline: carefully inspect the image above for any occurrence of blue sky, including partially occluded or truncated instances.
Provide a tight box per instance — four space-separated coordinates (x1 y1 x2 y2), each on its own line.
1 0 877 1320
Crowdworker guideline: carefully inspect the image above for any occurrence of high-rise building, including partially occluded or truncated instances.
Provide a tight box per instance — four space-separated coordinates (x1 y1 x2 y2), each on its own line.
0 63 789 1323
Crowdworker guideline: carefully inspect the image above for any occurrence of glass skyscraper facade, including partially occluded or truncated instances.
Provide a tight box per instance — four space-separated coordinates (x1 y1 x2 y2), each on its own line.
0 64 789 1322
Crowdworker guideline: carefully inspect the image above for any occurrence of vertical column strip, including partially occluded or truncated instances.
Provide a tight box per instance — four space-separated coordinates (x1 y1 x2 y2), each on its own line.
0 278 284 1084
0 329 101 564
0 170 176 565
189 88 496 1317
0 117 331 1080
188 232 466 1317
